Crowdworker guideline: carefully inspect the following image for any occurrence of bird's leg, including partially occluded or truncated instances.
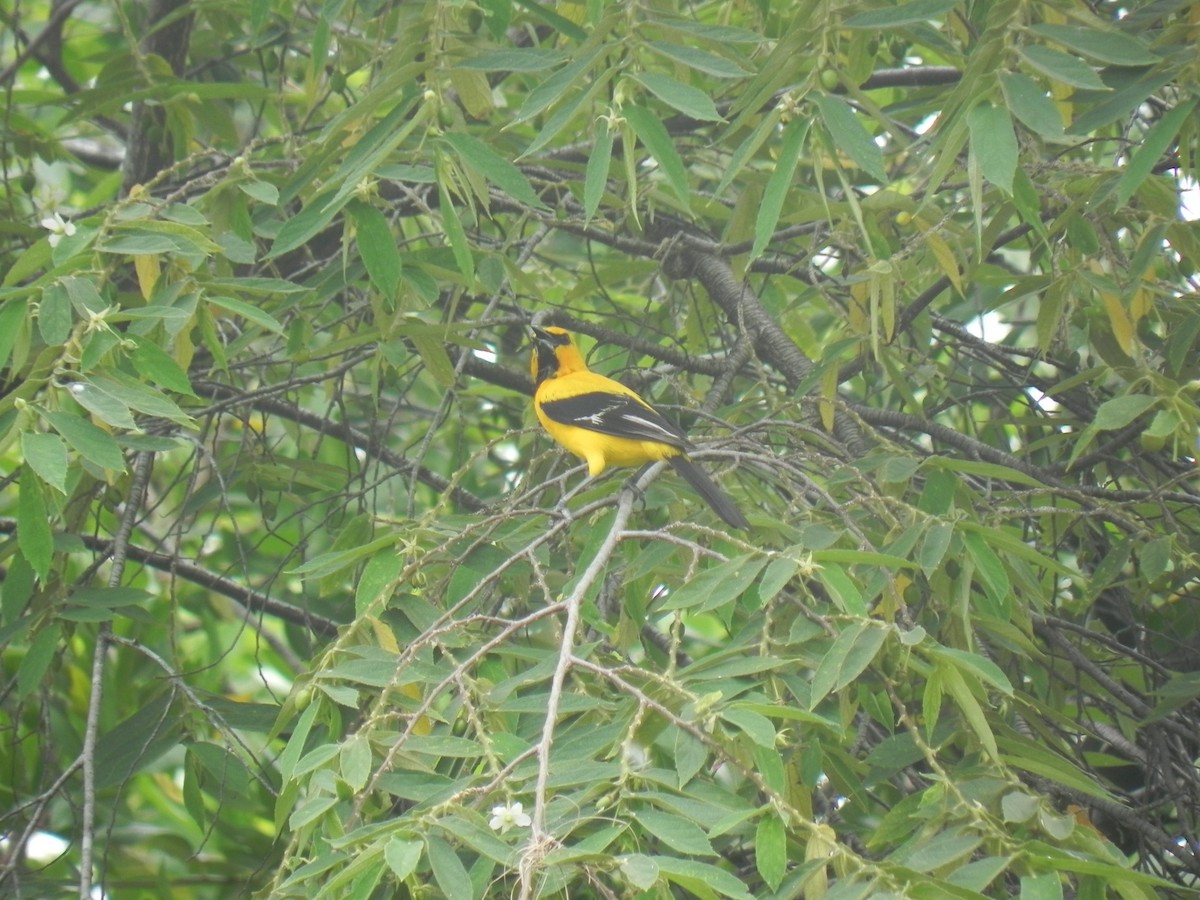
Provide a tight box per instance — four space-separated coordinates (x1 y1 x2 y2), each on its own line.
621 464 651 513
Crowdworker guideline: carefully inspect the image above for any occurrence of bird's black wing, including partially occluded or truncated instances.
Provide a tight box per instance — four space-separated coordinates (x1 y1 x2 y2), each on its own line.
538 392 691 449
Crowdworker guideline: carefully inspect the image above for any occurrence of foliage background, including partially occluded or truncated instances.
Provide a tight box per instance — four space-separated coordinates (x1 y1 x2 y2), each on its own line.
2 0 1200 897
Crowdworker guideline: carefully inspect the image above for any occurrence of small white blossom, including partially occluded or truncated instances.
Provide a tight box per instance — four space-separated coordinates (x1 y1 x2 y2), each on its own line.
41 212 76 247
489 801 531 834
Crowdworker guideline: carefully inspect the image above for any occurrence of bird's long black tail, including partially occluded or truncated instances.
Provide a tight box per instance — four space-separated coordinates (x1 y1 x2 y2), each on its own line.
668 456 749 530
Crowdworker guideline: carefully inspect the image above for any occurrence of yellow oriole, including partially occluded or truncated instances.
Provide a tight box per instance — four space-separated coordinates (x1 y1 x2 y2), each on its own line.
530 325 748 529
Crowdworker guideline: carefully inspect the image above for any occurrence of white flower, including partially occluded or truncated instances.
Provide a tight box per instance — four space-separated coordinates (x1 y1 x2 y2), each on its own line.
489 801 531 834
41 212 76 247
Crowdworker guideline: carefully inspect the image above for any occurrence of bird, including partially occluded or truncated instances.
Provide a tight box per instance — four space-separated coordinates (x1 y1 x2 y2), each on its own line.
529 325 748 530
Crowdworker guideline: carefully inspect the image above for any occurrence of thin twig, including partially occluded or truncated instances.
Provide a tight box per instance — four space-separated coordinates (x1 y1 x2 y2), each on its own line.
518 477 638 899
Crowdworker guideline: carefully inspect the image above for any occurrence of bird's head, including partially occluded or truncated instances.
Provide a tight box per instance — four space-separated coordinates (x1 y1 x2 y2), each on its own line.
530 325 579 384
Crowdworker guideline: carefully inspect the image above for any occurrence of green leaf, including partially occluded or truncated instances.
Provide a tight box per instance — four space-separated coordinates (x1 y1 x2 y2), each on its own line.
919 521 954 574
101 220 222 255
510 0 586 40
1094 393 1157 431
88 372 193 424
3 242 51 288
22 431 69 493
384 838 422 880
715 106 782 198
655 856 754 900
940 662 998 759
583 117 613 224
1014 169 1047 246
441 131 548 210
757 555 799 604
340 734 372 792
129 337 196 396
82 585 159 612
355 549 404 618
79 329 118 373
456 48 567 72
947 856 1012 891
619 854 660 890
812 92 887 183
658 554 766 612
238 178 279 205
18 467 53 579
1038 807 1076 841
623 103 692 210
646 42 750 78
288 794 337 829
633 809 715 856
520 71 608 158
999 734 1114 801
289 535 398 579
206 276 309 295
17 624 61 697
67 381 137 429
843 0 959 28
437 179 475 282
348 201 402 300
0 298 28 371
810 621 888 708
815 563 866 614
63 276 107 315
1002 791 1041 823
810 549 914 569
319 93 427 214
925 455 1045 487
1069 68 1174 134
1019 45 1108 91
513 46 604 124
967 103 1017 194
631 72 722 122
1030 24 1159 66
435 816 517 866
1166 307 1200 374
755 813 786 891
426 835 473 900
720 706 776 748
901 831 983 872
207 295 285 334
38 282 73 346
1024 839 1178 887
1115 98 1198 207
96 233 194 256
93 691 182 790
1000 72 1065 140
409 329 457 388
267 188 346 259
277 699 320 780
1140 536 1171 582
928 645 1014 695
292 744 339 777
751 117 809 263
39 408 127 471
658 19 764 44
189 742 255 800
674 728 707 788
962 530 1012 618
1020 871 1065 900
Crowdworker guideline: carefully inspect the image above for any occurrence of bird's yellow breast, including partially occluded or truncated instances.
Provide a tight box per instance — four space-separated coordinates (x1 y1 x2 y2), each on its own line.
533 409 680 474
534 370 682 475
